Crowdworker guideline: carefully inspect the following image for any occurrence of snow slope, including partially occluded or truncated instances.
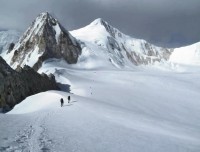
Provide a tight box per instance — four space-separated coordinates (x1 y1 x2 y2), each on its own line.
70 19 172 68
1 60 200 152
170 42 200 65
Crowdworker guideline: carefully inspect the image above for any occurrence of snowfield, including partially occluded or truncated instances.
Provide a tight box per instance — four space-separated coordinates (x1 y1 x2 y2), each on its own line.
0 14 200 152
1 60 200 152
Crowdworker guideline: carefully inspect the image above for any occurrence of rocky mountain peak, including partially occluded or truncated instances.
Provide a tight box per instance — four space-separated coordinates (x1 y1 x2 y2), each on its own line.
33 12 58 29
38 12 50 18
6 12 81 71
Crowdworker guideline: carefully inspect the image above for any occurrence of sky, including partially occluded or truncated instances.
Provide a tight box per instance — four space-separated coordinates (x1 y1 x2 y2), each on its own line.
0 0 200 47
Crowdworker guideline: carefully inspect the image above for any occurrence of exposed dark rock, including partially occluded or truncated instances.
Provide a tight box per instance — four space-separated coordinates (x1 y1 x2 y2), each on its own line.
7 43 15 54
0 57 59 112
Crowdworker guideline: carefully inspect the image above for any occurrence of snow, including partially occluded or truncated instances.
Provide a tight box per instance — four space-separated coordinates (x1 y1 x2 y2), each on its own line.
70 19 172 68
1 59 200 151
71 19 110 44
8 91 65 114
53 23 61 43
1 44 42 69
70 21 133 69
9 45 43 69
170 42 200 65
0 30 20 54
1 16 200 152
23 46 41 67
20 13 46 44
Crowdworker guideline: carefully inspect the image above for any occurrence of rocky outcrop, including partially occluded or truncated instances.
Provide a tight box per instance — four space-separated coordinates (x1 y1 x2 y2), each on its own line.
7 42 15 54
7 12 81 70
122 42 173 65
0 57 59 112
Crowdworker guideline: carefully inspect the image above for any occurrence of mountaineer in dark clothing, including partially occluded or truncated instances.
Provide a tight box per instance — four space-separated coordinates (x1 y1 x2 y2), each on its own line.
68 96 70 104
60 98 64 107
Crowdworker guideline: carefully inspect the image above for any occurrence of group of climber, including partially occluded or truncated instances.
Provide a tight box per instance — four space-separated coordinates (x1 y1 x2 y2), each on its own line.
60 96 70 107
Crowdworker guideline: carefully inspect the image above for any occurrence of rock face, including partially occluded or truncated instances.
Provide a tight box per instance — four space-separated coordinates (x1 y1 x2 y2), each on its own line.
0 57 59 112
7 12 81 70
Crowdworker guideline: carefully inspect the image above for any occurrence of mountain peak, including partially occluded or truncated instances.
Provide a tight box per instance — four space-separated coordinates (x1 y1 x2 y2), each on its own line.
34 12 57 27
6 12 81 70
89 18 121 39
90 18 108 26
37 12 55 19
39 12 49 16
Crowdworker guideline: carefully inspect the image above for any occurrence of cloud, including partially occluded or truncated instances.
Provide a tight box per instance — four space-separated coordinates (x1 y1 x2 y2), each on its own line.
0 0 200 47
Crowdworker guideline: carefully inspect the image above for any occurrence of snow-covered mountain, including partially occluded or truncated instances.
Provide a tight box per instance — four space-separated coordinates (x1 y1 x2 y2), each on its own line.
2 12 81 70
0 30 20 54
1 12 200 152
0 15 175 71
71 18 173 68
1 13 200 71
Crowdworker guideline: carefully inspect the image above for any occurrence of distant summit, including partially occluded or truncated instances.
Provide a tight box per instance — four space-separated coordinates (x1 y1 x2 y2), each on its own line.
90 18 106 25
2 13 199 70
71 18 173 67
4 12 81 70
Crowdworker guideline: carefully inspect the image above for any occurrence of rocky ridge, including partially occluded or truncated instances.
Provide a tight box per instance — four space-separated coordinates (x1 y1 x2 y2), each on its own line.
0 56 59 112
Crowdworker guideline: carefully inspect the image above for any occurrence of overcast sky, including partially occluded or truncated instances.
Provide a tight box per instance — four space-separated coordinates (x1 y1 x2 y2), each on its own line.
0 0 200 47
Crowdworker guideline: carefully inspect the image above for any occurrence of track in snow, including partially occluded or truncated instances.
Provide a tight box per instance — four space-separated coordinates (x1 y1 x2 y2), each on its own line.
0 111 56 152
